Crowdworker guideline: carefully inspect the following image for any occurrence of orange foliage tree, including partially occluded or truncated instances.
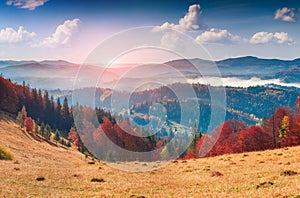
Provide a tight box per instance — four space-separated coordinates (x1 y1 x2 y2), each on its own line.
24 117 34 132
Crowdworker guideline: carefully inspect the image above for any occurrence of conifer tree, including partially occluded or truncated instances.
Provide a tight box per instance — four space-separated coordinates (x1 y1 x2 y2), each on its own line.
40 123 45 136
55 98 62 130
44 124 51 141
54 129 61 142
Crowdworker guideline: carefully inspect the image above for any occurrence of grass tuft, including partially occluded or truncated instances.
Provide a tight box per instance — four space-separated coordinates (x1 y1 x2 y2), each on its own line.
91 177 105 182
36 176 45 181
211 171 223 177
0 144 14 160
280 170 298 176
256 181 274 189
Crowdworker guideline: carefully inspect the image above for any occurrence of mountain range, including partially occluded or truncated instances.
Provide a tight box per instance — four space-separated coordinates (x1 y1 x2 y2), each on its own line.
1 56 300 90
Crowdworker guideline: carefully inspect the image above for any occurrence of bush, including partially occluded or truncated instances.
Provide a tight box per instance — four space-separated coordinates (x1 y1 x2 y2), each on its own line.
91 177 105 182
211 171 223 177
0 145 14 160
36 176 45 181
280 170 298 176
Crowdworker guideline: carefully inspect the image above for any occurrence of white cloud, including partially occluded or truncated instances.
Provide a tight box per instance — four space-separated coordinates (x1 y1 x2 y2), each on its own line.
153 4 206 32
274 32 293 44
195 28 241 44
160 31 180 48
249 31 294 45
188 76 300 89
249 32 273 44
274 7 296 22
6 0 48 10
34 18 80 48
0 26 36 43
195 29 294 46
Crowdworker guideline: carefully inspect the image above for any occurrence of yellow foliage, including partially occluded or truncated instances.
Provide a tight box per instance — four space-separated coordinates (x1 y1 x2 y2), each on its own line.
0 144 14 160
279 115 289 139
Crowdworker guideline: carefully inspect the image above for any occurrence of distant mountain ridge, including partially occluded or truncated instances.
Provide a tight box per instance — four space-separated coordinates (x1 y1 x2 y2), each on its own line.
0 59 75 66
0 60 118 89
165 56 300 74
217 56 300 67
1 56 300 90
2 56 300 69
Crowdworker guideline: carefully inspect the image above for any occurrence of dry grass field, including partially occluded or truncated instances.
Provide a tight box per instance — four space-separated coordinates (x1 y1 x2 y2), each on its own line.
1 117 300 197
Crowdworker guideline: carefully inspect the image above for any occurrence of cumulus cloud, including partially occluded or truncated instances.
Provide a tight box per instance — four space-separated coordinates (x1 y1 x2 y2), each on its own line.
273 32 293 44
0 26 36 43
249 31 294 45
160 31 180 48
249 32 273 44
6 0 48 10
34 18 80 48
154 4 206 32
195 28 241 44
274 7 296 22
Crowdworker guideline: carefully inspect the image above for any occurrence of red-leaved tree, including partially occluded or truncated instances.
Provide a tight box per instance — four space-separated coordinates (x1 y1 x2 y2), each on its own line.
68 127 81 147
24 117 33 132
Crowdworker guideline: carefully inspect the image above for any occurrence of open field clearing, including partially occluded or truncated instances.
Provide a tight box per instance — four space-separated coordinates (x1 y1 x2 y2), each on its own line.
0 118 300 197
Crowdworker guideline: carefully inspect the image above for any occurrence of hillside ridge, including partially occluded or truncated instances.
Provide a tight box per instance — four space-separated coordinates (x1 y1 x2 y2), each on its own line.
1 116 300 197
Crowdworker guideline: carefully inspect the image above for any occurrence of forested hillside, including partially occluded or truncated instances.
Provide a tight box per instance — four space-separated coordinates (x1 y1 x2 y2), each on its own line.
2 75 300 160
0 76 156 157
0 76 73 136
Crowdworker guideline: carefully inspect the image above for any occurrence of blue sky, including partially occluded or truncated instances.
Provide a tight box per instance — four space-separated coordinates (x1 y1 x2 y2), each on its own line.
0 0 300 62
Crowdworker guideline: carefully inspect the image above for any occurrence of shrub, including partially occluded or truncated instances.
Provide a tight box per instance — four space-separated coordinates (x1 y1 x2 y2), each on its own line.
256 181 274 189
211 171 223 177
0 145 14 160
280 170 298 176
91 177 105 182
36 176 45 181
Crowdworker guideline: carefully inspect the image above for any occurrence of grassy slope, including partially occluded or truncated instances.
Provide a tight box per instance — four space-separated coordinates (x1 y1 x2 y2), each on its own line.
0 117 300 197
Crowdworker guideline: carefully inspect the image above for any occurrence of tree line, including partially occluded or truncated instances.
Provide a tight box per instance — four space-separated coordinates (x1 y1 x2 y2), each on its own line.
0 76 73 137
184 95 300 159
2 75 300 161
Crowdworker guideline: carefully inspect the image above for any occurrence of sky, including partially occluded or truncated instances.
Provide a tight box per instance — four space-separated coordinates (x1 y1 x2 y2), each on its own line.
0 0 300 63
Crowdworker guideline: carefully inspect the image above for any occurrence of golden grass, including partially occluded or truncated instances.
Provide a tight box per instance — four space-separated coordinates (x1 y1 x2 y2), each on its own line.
0 118 300 197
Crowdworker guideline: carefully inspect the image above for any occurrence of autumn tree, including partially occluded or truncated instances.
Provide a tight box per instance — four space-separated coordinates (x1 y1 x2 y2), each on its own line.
24 117 34 132
294 94 300 112
185 121 202 159
279 116 290 139
68 127 80 147
0 76 18 113
277 115 290 147
195 134 214 157
236 126 272 152
32 119 36 133
16 105 27 127
0 76 73 137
